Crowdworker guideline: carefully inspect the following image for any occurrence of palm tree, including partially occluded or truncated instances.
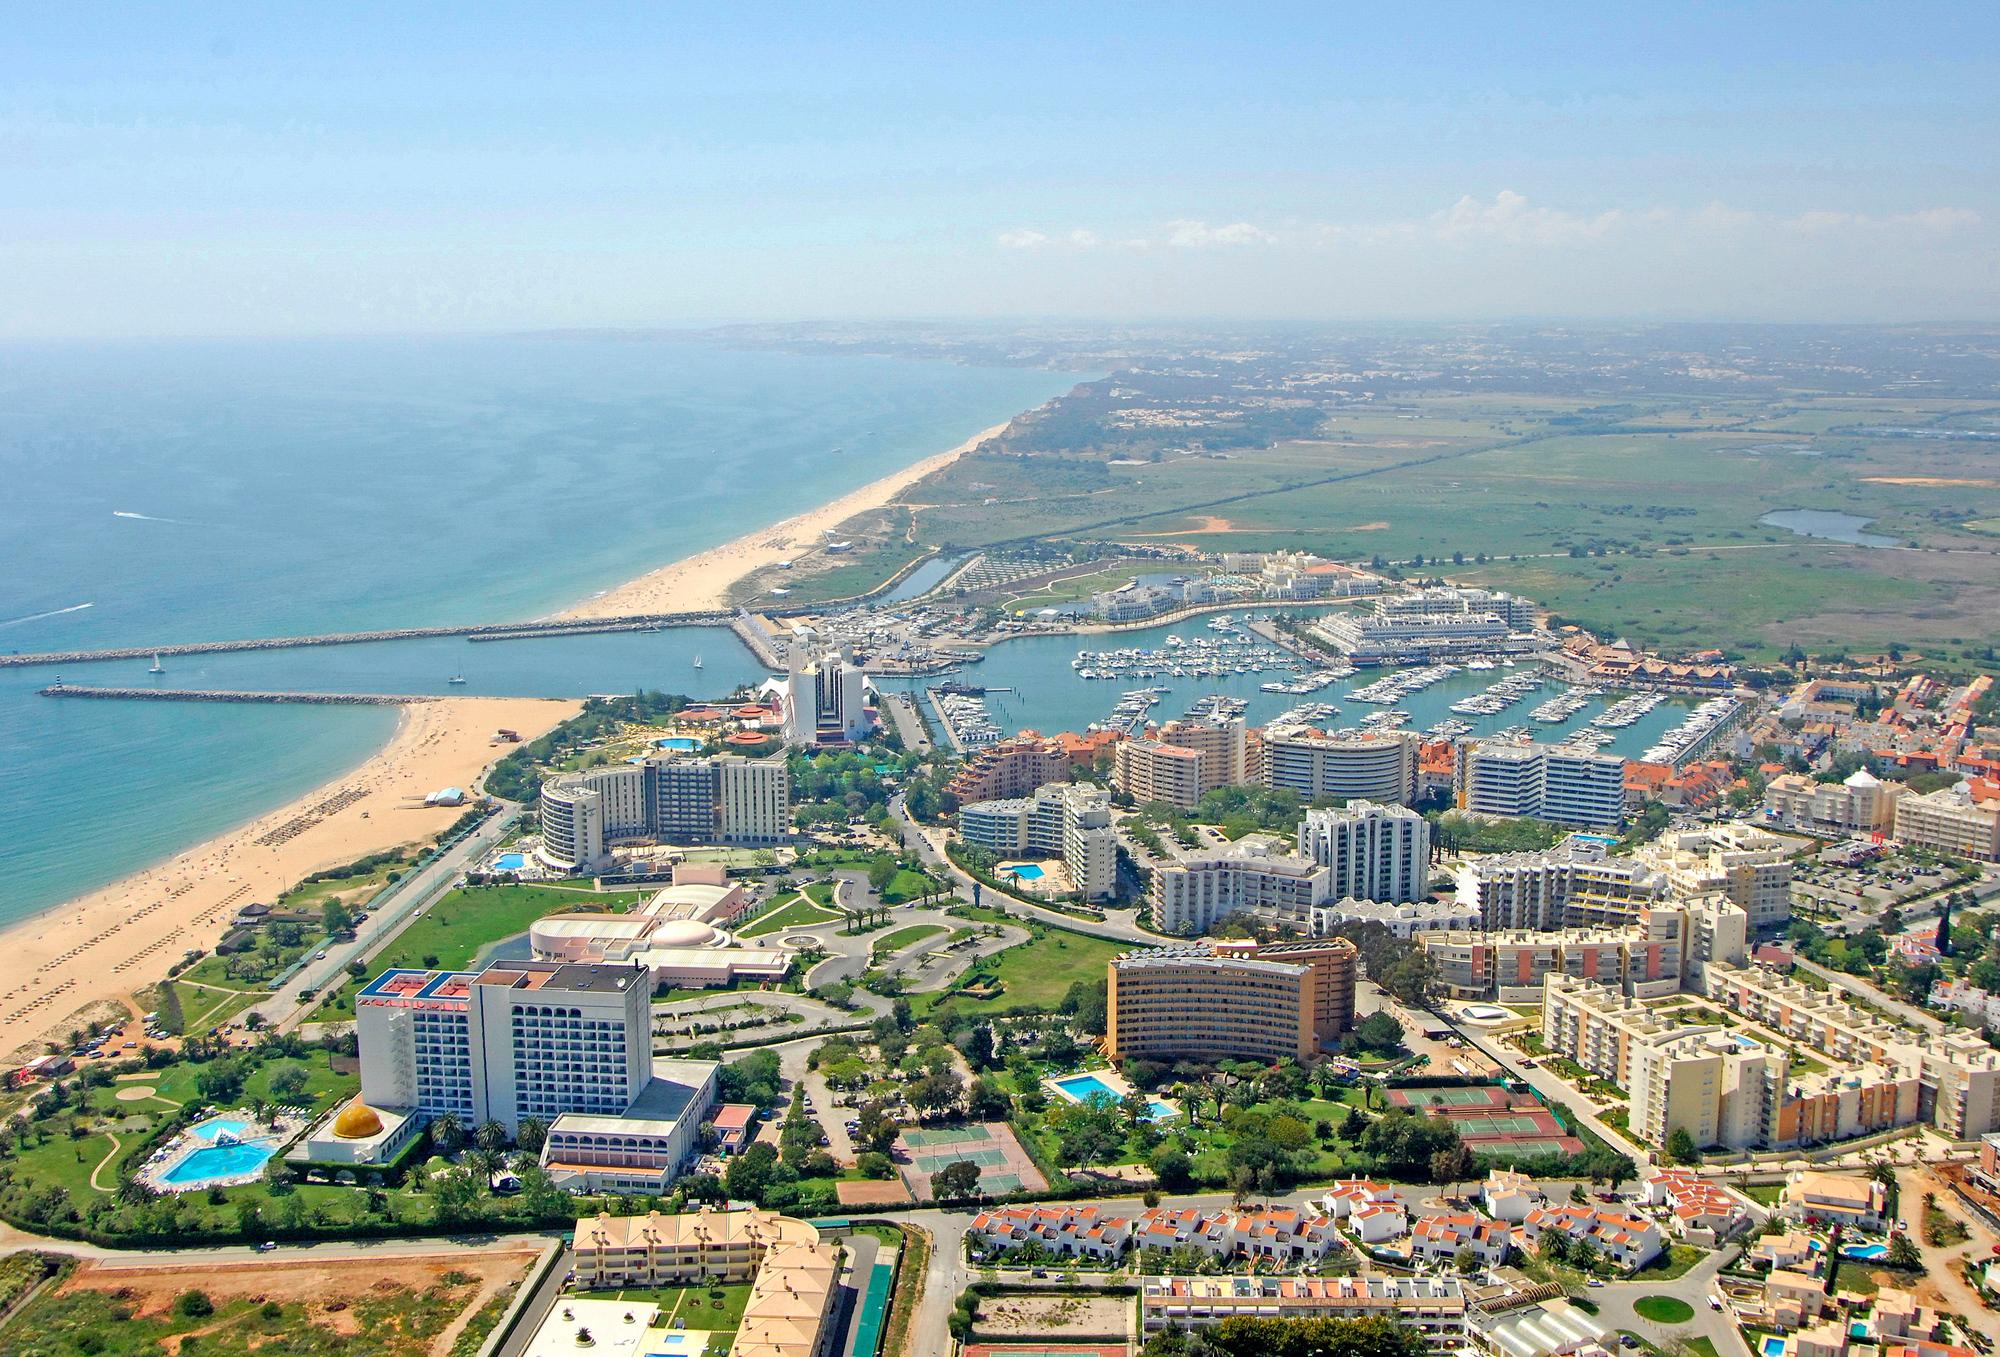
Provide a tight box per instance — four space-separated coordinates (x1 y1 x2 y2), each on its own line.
430 1113 464 1154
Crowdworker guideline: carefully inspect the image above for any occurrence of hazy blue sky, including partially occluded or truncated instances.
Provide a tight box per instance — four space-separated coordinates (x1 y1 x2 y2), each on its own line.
3 3 1995 336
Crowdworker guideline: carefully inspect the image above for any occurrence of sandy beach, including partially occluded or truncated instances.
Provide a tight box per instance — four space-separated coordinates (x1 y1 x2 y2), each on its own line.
0 695 577 1061
0 418 1011 1058
559 420 1010 618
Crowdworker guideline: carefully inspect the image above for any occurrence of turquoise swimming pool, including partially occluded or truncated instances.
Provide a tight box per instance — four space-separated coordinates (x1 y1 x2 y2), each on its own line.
190 1116 251 1142
163 1140 274 1185
1050 1072 1176 1121
657 736 703 751
492 852 526 872
1003 863 1045 880
1841 1242 1888 1260
1761 1337 1787 1357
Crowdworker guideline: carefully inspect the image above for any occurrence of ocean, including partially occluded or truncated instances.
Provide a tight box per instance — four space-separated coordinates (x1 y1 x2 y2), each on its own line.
0 336 1078 925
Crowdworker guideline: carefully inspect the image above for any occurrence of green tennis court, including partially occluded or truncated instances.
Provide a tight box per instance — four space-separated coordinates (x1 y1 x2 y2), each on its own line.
849 1260 894 1357
1391 1085 1511 1108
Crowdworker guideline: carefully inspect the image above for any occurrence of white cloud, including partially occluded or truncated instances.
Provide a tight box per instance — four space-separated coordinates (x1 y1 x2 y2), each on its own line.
1000 193 1982 255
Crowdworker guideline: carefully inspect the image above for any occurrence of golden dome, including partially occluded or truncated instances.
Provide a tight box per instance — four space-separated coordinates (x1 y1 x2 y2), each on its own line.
332 1101 384 1140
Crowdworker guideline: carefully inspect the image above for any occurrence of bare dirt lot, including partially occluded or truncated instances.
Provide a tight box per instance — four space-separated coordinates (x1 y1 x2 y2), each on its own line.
60 1245 542 1355
973 1292 1130 1341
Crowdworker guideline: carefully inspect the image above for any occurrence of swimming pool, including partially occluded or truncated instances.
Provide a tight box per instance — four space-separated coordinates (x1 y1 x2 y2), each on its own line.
1761 1337 1788 1357
646 1335 706 1356
657 736 703 751
492 852 526 872
1003 863 1045 880
1050 1072 1176 1121
1841 1242 1888 1260
162 1140 275 1185
190 1117 251 1142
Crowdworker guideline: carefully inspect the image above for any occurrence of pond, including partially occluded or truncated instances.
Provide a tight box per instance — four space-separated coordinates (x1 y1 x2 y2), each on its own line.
1759 509 1899 548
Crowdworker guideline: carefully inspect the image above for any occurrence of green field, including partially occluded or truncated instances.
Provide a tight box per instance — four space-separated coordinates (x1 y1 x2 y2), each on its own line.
1633 1295 1695 1324
848 389 2000 660
872 924 946 955
738 894 844 938
577 1282 756 1335
914 923 1126 1016
316 883 644 1019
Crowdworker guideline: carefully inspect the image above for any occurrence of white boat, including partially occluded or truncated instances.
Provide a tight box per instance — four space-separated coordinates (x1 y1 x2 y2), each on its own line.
693 654 704 670
147 653 164 675
447 672 467 685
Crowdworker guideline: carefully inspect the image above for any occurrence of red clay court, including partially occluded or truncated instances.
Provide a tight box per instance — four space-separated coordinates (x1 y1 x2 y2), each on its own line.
964 1347 1128 1357
1388 1083 1584 1157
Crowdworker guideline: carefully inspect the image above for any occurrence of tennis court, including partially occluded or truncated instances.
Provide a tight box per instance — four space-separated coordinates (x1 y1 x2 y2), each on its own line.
1388 1085 1514 1110
896 1121 1046 1200
964 1348 1127 1357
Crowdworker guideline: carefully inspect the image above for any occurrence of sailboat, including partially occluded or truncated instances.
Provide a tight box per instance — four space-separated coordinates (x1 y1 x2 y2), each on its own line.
692 653 704 671
147 653 165 675
447 672 467 685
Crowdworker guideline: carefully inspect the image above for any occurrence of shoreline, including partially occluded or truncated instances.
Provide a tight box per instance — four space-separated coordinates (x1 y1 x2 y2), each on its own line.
2 414 1015 1055
557 420 1010 619
0 695 578 1061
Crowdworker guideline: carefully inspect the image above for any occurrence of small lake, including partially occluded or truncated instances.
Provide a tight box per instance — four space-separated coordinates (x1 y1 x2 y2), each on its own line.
1759 509 1899 548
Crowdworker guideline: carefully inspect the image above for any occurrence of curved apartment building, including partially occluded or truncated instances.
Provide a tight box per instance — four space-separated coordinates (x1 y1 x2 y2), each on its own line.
1106 938 1357 1063
539 754 789 871
1262 729 1417 805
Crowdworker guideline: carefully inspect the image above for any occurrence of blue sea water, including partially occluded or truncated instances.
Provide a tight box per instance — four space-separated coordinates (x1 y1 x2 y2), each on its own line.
0 336 1076 925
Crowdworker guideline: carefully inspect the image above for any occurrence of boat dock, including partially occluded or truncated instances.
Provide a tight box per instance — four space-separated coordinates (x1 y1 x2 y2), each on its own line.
39 685 437 706
0 611 736 669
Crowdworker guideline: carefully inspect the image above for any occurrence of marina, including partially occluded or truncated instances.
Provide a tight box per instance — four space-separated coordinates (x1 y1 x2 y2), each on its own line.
1640 697 1745 766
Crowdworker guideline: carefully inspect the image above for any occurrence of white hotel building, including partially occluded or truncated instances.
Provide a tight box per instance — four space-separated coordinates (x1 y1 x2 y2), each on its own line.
958 782 1118 900
354 959 718 1193
1457 740 1626 829
1299 801 1432 903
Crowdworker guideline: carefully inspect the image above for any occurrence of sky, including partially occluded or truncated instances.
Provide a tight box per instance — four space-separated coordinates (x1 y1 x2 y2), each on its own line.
2 3 1996 337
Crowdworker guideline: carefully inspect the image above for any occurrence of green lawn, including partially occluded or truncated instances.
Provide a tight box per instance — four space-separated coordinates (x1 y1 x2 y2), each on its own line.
578 1282 757 1336
739 895 844 939
914 924 1127 1016
1742 1182 1784 1205
1633 1295 1695 1324
872 924 946 955
316 883 643 1019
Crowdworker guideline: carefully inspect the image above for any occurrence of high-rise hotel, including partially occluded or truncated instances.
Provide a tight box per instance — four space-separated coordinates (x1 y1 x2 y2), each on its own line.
538 753 789 871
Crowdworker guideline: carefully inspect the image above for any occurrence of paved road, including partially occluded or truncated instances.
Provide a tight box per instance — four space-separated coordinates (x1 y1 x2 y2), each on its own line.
257 805 525 1033
880 692 933 754
1589 1246 1752 1357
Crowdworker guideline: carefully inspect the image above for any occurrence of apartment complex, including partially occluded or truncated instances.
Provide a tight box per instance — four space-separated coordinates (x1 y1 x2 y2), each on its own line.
355 960 718 1192
945 734 1072 804
539 754 789 870
1455 841 1667 931
1150 839 1329 935
968 1202 1339 1267
1105 937 1357 1063
1298 801 1432 903
958 782 1118 899
1762 769 1903 836
1635 823 1795 930
1313 897 1481 939
1140 1275 1466 1350
1112 718 1255 811
1425 897 1747 1003
1262 728 1418 805
1894 783 2000 861
1543 958 2000 1150
1314 597 1519 665
570 1208 837 1357
1457 741 1626 828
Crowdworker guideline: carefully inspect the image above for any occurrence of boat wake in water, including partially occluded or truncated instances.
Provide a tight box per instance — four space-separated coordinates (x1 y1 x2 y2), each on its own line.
0 602 94 630
112 510 197 525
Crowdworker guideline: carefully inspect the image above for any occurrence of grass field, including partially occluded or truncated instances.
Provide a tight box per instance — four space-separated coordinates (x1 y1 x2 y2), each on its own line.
316 883 643 1019
738 895 844 938
872 924 946 955
914 924 1126 1017
1633 1295 1695 1324
578 1282 756 1335
865 389 2000 659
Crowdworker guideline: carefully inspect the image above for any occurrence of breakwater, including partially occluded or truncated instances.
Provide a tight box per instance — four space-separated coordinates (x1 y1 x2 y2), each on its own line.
0 611 736 669
39 685 436 706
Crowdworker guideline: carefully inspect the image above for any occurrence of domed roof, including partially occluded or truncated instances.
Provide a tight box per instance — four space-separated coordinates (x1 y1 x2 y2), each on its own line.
333 1101 384 1140
648 919 722 948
